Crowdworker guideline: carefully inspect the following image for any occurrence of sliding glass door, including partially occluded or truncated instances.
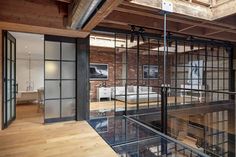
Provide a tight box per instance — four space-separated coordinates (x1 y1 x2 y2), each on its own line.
3 31 16 128
44 36 76 123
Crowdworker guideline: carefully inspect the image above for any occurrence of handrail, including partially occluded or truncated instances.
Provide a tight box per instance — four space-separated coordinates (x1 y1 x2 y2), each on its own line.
125 115 210 157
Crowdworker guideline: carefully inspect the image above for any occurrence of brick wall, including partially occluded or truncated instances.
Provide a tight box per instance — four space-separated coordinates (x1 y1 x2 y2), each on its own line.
90 50 171 101
90 51 115 101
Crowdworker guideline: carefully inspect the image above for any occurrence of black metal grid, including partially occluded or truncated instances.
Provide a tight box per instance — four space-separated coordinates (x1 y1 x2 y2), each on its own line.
2 31 16 128
91 27 234 156
111 32 233 115
44 36 77 123
106 29 234 156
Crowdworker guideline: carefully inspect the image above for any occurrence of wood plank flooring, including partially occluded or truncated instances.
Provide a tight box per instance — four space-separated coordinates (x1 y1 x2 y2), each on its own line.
0 104 118 157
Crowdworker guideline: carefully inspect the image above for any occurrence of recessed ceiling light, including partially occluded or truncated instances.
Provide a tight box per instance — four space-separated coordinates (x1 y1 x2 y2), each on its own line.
25 46 28 49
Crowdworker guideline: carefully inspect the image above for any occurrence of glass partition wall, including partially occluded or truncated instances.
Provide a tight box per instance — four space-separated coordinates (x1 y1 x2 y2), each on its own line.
3 31 16 128
44 36 76 123
89 29 235 156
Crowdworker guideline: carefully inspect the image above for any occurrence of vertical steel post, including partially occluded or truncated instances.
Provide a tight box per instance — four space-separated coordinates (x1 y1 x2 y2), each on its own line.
164 13 167 85
161 13 168 135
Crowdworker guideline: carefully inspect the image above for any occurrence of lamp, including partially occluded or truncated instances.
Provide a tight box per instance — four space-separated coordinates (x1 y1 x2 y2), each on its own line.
139 27 146 42
130 25 135 42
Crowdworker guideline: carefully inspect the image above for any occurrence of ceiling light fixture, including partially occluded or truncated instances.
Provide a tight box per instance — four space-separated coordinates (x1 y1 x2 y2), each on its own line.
130 25 136 43
139 27 146 42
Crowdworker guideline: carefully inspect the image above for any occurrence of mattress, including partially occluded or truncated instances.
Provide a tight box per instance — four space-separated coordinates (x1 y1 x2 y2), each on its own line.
115 93 161 104
16 91 38 104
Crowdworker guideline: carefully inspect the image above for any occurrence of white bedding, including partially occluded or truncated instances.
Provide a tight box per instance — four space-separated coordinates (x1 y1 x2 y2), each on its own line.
16 91 38 104
115 93 161 104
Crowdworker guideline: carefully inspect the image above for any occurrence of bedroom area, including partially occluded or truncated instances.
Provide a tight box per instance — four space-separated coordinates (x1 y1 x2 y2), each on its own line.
89 32 164 118
89 30 232 154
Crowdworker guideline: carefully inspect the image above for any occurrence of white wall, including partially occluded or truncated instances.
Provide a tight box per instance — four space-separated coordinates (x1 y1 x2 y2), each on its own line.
16 58 44 91
11 32 44 92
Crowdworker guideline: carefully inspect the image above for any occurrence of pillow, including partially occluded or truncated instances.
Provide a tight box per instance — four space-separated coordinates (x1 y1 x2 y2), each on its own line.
140 86 149 93
127 86 134 93
116 87 125 95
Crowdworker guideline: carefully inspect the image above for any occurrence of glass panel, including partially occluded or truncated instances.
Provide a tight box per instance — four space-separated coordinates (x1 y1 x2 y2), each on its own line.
62 42 76 60
11 42 15 61
11 62 15 79
3 101 6 124
11 99 15 117
11 62 15 78
11 81 15 99
7 101 11 121
45 61 60 79
45 41 60 60
61 80 75 98
62 99 75 117
7 39 10 59
7 60 10 79
62 62 75 79
45 81 60 99
7 80 10 101
45 100 60 119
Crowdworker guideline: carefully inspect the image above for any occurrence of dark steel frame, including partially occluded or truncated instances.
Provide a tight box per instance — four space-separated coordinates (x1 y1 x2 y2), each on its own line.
93 27 234 150
44 35 77 123
2 31 16 129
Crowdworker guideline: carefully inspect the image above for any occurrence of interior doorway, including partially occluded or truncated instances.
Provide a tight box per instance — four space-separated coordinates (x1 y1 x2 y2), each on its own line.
5 31 44 126
2 31 79 129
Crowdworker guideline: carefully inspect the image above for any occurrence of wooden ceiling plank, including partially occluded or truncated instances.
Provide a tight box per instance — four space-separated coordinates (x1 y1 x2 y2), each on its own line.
114 6 236 35
105 11 180 32
82 0 123 31
0 0 68 29
56 0 72 3
212 0 236 20
120 1 236 30
178 25 198 32
204 30 224 36
101 16 236 42
128 0 211 20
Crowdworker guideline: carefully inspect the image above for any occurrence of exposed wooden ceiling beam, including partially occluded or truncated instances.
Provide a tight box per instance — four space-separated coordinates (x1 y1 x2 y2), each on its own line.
178 25 198 32
114 5 236 35
105 10 180 31
103 11 236 42
204 30 224 36
82 0 123 31
0 21 89 38
68 0 94 29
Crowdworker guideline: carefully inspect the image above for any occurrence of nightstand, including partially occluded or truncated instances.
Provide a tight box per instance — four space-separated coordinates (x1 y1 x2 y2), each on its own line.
97 87 111 101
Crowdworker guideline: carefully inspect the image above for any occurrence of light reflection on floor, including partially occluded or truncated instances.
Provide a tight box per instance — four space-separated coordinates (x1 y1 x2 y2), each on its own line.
89 116 208 157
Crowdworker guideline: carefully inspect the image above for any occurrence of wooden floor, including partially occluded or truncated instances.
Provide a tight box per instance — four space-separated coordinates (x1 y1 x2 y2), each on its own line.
0 103 118 157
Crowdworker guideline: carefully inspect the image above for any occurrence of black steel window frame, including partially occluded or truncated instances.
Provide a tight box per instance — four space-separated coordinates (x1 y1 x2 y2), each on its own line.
92 27 235 157
107 30 234 114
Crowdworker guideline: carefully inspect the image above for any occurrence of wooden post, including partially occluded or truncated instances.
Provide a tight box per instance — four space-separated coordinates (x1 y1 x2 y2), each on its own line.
76 36 90 120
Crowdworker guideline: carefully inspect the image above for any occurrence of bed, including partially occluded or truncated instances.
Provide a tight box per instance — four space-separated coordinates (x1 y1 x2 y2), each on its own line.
16 91 38 104
111 86 161 104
